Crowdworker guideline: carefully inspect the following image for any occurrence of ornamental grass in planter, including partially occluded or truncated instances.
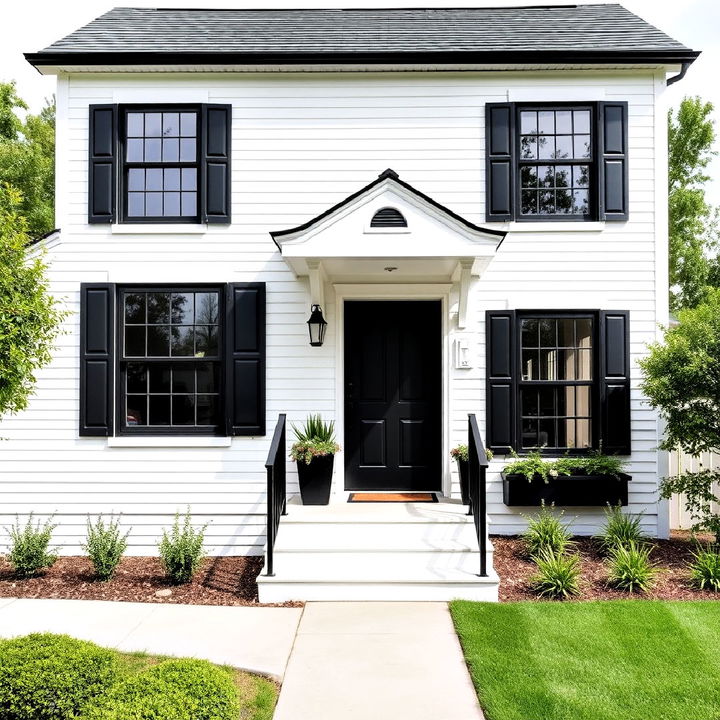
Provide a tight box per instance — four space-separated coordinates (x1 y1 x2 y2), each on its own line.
290 414 340 505
502 450 631 507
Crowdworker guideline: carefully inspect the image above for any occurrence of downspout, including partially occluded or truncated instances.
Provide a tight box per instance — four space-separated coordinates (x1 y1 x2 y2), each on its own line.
667 62 691 86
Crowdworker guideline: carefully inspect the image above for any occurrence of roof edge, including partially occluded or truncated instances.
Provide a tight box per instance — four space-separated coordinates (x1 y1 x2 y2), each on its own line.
24 48 701 70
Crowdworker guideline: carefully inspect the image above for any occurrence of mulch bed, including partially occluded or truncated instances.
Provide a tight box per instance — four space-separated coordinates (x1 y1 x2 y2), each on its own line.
493 531 720 602
0 556 301 608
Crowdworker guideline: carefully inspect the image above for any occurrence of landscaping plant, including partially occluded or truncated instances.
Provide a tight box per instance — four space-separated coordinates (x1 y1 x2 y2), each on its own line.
5 513 57 577
503 448 555 482
290 413 340 465
450 444 494 462
688 544 720 592
594 504 647 555
522 503 574 558
554 452 627 478
83 514 130 581
606 541 657 593
529 549 581 599
158 508 207 584
0 633 119 720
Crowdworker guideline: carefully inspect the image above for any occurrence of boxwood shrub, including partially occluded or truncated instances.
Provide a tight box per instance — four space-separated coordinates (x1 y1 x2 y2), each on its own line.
0 633 120 720
85 658 240 720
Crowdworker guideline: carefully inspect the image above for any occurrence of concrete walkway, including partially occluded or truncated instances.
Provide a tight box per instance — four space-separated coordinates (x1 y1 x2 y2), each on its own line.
0 598 302 682
273 602 484 720
0 598 484 719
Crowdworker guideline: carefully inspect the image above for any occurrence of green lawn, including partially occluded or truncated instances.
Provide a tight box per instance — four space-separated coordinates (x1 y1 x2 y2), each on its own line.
450 600 720 720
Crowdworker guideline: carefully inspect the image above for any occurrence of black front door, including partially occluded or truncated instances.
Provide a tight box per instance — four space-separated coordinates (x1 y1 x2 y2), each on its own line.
344 300 441 491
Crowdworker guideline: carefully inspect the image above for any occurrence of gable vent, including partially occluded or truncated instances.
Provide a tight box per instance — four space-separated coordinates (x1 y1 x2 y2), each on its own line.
370 207 407 228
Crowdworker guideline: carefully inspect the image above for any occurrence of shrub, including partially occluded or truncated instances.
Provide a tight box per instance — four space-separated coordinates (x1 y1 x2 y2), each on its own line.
606 541 657 593
158 508 207 584
594 504 647 555
84 659 240 720
290 414 340 465
83 514 130 581
530 549 581 599
688 545 720 592
82 673 193 720
522 503 574 558
0 633 119 720
5 513 57 577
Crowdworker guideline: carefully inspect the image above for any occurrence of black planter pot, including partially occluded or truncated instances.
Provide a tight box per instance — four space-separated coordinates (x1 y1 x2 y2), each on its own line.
297 454 335 505
502 472 631 507
456 458 470 505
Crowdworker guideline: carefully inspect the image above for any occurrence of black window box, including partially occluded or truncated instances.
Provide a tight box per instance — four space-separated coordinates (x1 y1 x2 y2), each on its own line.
502 472 631 507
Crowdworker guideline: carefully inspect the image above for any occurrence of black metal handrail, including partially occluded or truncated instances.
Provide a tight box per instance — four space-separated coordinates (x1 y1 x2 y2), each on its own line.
468 413 489 577
264 413 287 577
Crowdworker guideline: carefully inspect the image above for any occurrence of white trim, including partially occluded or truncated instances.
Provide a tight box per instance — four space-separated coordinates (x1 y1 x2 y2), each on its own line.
333 283 452 501
112 88 210 103
497 221 606 233
363 226 411 235
508 87 607 102
111 224 208 235
107 436 232 448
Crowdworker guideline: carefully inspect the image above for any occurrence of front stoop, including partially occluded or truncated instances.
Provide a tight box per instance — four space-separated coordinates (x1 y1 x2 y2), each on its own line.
257 498 499 602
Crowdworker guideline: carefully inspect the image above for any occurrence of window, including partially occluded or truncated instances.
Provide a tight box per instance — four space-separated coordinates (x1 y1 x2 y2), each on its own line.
519 315 594 450
88 104 231 225
120 287 223 434
485 102 628 223
485 309 631 455
517 107 593 219
123 109 199 222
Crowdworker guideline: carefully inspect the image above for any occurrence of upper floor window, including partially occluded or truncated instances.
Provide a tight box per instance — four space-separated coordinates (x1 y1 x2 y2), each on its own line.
88 104 231 225
123 109 199 222
518 107 593 219
485 101 628 223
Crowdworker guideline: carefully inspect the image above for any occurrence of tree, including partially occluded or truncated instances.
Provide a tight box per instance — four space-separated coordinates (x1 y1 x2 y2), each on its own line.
668 96 719 311
639 290 720 541
0 81 55 238
0 183 66 419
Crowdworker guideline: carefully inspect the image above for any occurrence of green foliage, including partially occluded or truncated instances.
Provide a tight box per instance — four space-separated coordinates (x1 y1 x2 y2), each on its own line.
554 452 627 478
83 514 130 581
530 549 581 599
5 513 57 577
688 545 720 592
668 96 719 311
290 413 340 464
0 81 55 237
606 541 657 593
0 633 119 720
450 444 494 462
158 508 207 584
594 504 647 555
640 292 720 543
0 183 66 419
85 659 241 720
504 449 556 482
522 504 574 558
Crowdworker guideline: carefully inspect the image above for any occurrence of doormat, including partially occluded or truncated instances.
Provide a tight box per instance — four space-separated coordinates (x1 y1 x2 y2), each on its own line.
348 493 437 503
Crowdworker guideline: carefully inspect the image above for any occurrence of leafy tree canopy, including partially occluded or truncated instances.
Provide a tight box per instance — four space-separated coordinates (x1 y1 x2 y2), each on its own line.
0 183 66 419
668 96 719 311
0 81 55 238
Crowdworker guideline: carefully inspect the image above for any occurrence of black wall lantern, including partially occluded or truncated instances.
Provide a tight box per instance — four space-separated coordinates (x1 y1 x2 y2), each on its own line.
307 304 327 347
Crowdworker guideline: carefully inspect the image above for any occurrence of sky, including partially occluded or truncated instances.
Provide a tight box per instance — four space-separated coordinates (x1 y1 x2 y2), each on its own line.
2 0 719 204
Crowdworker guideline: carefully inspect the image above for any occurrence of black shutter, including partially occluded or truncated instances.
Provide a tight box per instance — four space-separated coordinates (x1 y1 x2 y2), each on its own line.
88 105 117 223
597 102 629 222
486 310 517 452
225 283 266 436
202 104 232 224
80 283 115 436
599 310 631 454
485 103 515 222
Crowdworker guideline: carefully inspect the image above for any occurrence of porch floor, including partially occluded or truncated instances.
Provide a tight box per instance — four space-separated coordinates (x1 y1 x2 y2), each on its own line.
257 495 499 602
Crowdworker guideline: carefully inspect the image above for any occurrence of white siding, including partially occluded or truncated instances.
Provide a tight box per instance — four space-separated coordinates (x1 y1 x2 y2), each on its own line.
0 69 666 554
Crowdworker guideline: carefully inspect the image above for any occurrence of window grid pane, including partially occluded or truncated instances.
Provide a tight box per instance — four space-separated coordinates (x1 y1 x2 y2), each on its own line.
519 316 594 450
123 108 199 220
518 107 593 217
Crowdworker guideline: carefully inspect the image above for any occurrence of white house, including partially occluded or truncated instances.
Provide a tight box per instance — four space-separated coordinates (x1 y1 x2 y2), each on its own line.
14 5 697 600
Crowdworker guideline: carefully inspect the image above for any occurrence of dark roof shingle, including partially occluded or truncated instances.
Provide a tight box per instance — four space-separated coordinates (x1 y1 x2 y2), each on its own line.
25 5 698 67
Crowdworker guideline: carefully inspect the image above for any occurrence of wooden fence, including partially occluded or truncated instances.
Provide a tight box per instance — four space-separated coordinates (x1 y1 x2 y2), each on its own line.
668 450 720 530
